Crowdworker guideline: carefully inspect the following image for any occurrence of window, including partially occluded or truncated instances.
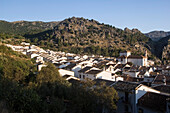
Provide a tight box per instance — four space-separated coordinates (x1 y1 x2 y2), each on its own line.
83 75 85 79
79 75 81 78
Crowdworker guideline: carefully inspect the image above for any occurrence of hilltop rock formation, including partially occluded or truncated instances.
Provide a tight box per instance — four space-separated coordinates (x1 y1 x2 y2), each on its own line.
145 31 170 41
25 17 151 57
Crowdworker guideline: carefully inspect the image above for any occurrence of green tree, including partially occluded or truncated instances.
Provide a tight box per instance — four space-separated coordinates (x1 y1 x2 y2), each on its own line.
36 63 60 84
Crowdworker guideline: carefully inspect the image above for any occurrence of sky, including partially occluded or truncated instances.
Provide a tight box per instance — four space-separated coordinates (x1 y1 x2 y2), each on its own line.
0 0 170 33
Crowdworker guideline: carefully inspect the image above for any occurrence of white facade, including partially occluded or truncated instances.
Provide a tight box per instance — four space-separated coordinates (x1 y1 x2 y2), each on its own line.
79 70 114 81
120 51 131 57
135 85 160 104
116 84 160 113
31 53 39 59
96 71 114 81
128 57 147 66
58 69 74 76
21 42 30 46
118 51 148 66
115 76 124 81
72 65 82 77
36 56 44 63
118 57 127 64
38 64 47 71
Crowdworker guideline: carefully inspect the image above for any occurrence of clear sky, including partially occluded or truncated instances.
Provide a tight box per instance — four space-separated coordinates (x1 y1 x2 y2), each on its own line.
1 0 170 33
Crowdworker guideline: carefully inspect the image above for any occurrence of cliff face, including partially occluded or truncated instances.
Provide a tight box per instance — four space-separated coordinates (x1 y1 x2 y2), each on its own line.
162 39 170 64
145 31 170 41
148 35 170 61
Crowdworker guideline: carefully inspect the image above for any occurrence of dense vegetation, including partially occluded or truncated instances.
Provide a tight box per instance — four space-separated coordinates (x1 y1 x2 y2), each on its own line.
0 45 118 113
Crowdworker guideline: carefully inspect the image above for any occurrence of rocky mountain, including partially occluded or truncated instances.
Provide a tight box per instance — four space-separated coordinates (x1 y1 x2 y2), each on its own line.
145 31 170 41
1 17 168 61
148 34 170 63
0 20 59 35
161 36 170 64
25 17 151 57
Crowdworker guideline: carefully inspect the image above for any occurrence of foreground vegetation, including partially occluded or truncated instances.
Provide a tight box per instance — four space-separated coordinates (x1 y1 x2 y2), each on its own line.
0 45 118 113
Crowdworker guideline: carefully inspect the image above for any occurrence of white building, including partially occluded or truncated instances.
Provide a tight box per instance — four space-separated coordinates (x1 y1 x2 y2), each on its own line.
37 64 47 71
78 67 115 81
118 51 148 66
58 69 74 77
21 42 30 46
119 51 131 57
112 81 160 113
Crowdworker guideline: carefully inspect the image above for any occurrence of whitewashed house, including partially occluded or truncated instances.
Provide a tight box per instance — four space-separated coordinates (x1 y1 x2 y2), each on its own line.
30 53 39 59
118 51 148 66
137 92 170 113
21 42 30 46
112 81 160 113
78 66 114 81
58 68 74 77
36 56 44 63
37 64 47 71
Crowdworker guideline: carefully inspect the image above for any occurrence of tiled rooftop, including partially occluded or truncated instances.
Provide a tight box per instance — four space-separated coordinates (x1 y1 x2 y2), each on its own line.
138 92 170 112
112 81 140 92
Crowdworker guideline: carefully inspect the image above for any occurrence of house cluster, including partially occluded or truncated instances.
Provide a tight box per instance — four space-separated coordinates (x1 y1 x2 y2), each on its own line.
6 42 170 113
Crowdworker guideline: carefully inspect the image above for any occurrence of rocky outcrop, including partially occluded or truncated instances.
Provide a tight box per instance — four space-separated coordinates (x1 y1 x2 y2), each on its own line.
145 31 170 41
162 39 170 64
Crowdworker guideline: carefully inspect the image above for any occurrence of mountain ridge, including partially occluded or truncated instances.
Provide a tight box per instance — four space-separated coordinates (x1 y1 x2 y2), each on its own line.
24 17 152 58
0 20 59 35
145 31 170 41
0 17 169 61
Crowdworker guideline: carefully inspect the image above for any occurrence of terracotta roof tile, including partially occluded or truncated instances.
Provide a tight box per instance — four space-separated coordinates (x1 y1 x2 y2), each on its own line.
85 70 102 74
94 79 115 86
138 92 170 112
78 66 92 73
153 85 170 94
152 75 170 85
112 81 140 92
128 55 145 59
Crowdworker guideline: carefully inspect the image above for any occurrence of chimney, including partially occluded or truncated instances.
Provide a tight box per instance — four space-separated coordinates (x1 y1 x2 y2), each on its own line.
162 76 166 85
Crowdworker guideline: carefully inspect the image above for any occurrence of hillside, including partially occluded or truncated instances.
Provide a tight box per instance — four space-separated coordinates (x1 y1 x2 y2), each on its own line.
1 17 168 60
25 17 152 58
161 36 170 64
145 31 170 41
0 20 59 35
152 35 170 58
